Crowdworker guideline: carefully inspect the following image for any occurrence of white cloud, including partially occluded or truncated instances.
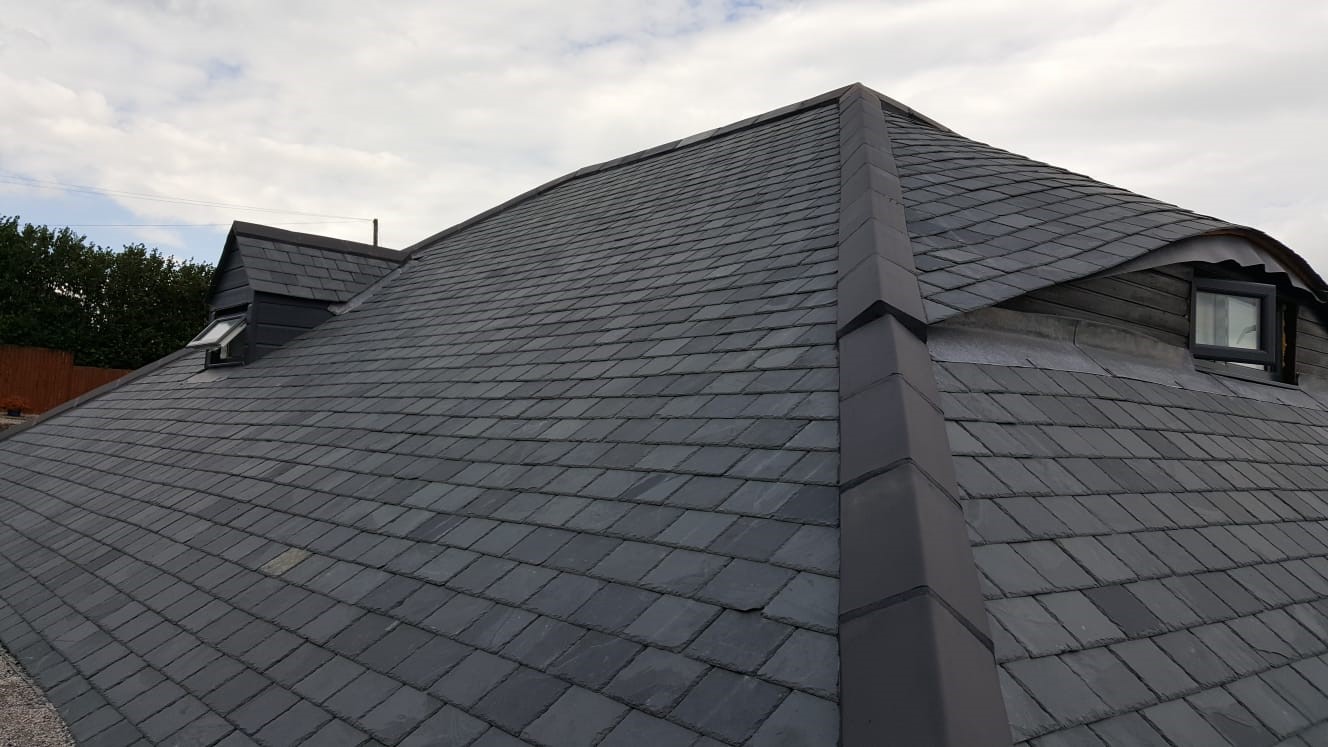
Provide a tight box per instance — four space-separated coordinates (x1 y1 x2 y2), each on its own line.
1 0 1324 269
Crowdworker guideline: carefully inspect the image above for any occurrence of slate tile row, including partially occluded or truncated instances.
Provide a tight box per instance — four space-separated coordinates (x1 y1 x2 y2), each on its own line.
236 236 401 304
940 353 1328 743
882 107 1235 322
0 102 846 746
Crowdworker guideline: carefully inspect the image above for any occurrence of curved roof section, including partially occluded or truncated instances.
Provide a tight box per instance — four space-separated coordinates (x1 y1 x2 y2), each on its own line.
1104 232 1328 300
885 106 1240 321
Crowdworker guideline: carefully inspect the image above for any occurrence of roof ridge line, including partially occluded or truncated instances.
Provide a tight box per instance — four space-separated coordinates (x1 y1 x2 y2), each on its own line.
847 82 957 134
231 221 405 263
401 84 859 256
832 85 1013 746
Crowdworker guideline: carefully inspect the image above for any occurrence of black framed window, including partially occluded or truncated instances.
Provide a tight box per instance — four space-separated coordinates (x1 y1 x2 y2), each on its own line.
1191 277 1277 367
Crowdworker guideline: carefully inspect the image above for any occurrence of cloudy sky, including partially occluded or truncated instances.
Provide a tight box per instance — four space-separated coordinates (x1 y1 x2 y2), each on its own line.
2 0 1325 270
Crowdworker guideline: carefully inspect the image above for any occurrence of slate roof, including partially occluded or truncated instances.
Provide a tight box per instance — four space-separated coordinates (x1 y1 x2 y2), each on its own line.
0 101 842 746
931 322 1328 746
1 83 1326 747
230 223 403 303
883 109 1243 322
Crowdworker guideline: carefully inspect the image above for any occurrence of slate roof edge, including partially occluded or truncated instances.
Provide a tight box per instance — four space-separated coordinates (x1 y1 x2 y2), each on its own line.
204 230 242 303
402 82 956 256
1201 226 1328 300
927 224 1328 326
0 347 194 445
231 221 405 263
0 594 141 744
833 84 1013 746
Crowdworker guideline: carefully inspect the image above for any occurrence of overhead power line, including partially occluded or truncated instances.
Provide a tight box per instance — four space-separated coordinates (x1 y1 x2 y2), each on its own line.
0 171 372 221
59 220 366 228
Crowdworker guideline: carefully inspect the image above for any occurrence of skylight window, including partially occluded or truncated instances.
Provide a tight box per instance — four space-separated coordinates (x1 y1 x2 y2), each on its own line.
187 315 246 350
1191 277 1278 370
188 311 248 366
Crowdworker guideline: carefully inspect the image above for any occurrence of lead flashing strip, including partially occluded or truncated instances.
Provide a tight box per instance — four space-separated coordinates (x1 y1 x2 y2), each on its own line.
834 84 1013 747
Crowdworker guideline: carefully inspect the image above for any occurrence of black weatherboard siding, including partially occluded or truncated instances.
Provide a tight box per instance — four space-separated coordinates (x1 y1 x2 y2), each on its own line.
4 82 1328 747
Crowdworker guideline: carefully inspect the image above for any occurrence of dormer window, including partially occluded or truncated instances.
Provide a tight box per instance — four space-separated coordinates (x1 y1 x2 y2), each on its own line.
1191 276 1280 371
187 311 247 366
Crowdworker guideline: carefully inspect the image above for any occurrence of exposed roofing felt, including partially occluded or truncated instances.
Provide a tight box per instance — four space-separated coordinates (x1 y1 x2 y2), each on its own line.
0 82 1325 747
230 223 403 303
930 320 1328 746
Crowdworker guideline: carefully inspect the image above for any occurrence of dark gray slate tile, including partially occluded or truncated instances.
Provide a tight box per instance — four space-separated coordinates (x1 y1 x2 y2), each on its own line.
1141 698 1232 747
759 629 839 697
548 631 642 690
671 668 788 743
1004 656 1109 726
686 610 791 672
747 691 838 747
1060 648 1152 714
606 647 708 715
521 686 627 746
1110 638 1197 699
697 559 794 612
473 667 570 733
399 706 488 747
599 710 698 747
623 595 719 650
431 651 516 708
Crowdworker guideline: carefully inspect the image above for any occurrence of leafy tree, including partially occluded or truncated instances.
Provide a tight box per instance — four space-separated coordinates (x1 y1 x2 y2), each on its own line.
0 216 214 369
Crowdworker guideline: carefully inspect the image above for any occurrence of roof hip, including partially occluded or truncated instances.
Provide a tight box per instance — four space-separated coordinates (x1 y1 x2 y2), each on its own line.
833 84 1013 747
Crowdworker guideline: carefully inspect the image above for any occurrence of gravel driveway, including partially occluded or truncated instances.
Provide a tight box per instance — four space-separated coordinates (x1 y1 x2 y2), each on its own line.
0 647 71 747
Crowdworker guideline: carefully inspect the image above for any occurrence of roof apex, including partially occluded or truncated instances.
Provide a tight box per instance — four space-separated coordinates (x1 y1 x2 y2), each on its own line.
229 221 405 263
403 83 950 255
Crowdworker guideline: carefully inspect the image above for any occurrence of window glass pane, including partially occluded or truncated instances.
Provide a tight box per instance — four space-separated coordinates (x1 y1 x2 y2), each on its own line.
1195 291 1260 349
188 317 244 348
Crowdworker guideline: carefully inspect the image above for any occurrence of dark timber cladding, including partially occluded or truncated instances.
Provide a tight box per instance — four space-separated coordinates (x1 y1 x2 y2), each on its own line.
1297 305 1328 380
248 293 334 361
834 85 1011 745
998 267 1194 348
210 249 253 310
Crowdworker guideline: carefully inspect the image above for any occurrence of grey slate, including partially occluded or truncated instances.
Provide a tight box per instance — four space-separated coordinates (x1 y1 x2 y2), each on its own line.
941 327 1328 742
0 98 843 746
229 225 402 304
5 82 1328 747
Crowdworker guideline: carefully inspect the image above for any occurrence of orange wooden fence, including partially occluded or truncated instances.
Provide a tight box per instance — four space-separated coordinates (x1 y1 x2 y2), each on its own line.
0 345 131 414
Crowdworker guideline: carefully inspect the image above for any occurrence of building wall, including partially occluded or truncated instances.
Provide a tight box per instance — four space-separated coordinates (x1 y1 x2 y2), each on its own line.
997 266 1192 348
248 293 334 362
1296 305 1328 381
210 248 253 311
998 264 1328 384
